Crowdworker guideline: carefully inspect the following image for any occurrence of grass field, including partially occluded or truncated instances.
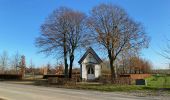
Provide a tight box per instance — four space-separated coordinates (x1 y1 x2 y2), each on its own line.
146 74 170 88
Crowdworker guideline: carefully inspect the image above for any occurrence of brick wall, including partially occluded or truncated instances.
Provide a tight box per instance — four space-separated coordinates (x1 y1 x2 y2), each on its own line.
128 74 151 79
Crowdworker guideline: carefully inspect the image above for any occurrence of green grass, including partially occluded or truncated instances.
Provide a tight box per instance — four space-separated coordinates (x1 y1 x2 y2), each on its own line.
72 84 170 96
74 84 157 92
146 74 170 88
72 74 170 92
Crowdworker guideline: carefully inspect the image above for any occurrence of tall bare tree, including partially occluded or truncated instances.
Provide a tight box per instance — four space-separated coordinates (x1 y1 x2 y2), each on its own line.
36 7 90 78
36 7 70 77
88 4 149 80
66 10 90 78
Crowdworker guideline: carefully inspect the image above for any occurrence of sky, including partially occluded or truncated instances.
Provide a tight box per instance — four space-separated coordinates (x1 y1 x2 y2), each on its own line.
0 0 170 69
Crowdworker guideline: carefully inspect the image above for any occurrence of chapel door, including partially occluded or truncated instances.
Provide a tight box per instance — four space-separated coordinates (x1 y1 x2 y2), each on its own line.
87 65 95 80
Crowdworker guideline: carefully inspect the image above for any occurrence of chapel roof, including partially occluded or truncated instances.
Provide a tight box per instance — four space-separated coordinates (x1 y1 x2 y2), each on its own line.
78 47 102 64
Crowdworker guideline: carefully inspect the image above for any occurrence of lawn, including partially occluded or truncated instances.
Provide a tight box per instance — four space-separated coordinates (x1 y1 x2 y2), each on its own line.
73 84 154 92
66 74 170 93
146 74 170 88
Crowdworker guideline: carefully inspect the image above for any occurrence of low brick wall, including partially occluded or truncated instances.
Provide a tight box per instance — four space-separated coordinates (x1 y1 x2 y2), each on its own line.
130 74 151 79
120 74 151 80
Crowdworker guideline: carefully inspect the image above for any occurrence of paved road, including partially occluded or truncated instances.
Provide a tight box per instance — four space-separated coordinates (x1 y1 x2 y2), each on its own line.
0 82 166 100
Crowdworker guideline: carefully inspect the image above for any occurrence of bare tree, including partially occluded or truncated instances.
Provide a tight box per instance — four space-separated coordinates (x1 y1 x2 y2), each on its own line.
10 52 21 74
0 51 9 73
159 39 170 60
29 59 35 78
87 4 149 80
66 10 90 78
36 7 71 77
20 55 26 78
55 63 64 75
127 56 152 74
36 7 90 78
119 48 140 74
46 63 51 74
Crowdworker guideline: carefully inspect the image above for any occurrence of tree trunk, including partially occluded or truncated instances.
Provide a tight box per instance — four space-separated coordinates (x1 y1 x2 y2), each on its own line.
129 65 132 74
15 66 18 74
64 54 68 78
109 59 115 82
69 54 74 78
135 70 136 74
114 65 118 78
64 33 68 78
108 50 116 82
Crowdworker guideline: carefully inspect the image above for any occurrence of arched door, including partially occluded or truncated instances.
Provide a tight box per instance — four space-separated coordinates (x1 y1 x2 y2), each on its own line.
87 64 95 80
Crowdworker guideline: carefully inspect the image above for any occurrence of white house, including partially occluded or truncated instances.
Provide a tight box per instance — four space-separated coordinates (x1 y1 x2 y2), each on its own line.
78 47 102 81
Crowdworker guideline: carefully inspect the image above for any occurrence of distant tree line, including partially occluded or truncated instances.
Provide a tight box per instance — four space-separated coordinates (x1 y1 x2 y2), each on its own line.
118 56 152 74
101 56 152 75
0 51 26 75
0 50 65 76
